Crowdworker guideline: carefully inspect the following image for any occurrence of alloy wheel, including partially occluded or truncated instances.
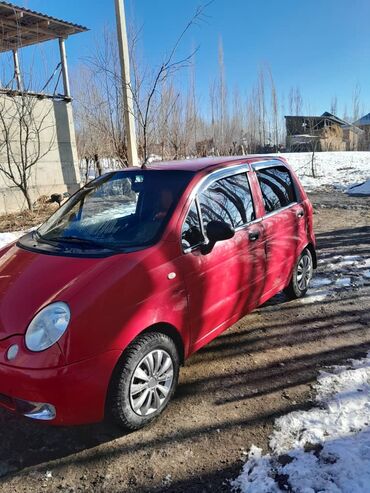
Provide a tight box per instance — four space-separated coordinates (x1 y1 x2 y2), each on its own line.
129 349 174 416
296 253 313 291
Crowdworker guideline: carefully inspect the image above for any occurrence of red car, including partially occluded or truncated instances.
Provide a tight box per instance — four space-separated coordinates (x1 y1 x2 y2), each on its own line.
0 156 316 429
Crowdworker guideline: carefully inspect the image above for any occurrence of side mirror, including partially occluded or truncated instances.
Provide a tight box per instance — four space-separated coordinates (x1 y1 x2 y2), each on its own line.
201 220 235 254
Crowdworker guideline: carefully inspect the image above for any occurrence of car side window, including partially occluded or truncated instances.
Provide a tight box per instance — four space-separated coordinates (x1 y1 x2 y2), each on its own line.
181 201 204 250
199 173 254 229
256 166 297 213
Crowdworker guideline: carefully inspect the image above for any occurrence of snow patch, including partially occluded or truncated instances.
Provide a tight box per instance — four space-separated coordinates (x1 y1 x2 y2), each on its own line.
277 151 370 192
298 253 369 305
334 277 351 287
299 289 330 304
0 231 24 249
233 353 370 493
310 277 332 287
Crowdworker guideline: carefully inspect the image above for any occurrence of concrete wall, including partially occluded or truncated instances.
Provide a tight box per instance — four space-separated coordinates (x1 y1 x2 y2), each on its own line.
0 93 81 213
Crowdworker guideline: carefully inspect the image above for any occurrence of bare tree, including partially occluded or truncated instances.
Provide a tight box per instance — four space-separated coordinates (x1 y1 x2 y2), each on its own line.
229 86 245 154
217 37 227 150
186 60 198 155
74 30 128 167
73 5 328 163
330 96 338 115
244 65 279 153
288 86 303 115
245 86 259 153
209 79 217 151
268 67 279 150
308 124 319 178
0 91 55 210
257 68 266 147
351 83 361 123
125 2 213 164
75 3 213 165
301 112 319 178
342 104 350 122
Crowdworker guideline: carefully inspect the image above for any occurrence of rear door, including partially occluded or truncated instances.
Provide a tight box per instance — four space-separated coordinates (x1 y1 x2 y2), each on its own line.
179 169 265 351
254 163 306 298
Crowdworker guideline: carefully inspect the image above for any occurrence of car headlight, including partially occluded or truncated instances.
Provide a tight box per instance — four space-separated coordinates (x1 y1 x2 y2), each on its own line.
25 302 71 352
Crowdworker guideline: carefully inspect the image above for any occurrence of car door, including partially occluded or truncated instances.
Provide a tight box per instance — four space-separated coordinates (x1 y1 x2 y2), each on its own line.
179 169 265 352
254 163 304 299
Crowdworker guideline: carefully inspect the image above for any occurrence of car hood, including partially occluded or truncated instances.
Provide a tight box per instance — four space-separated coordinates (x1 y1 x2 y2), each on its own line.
0 243 106 339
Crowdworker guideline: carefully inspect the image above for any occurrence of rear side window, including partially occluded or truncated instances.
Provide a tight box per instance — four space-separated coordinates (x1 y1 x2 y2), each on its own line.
182 201 203 249
199 173 255 229
256 166 296 213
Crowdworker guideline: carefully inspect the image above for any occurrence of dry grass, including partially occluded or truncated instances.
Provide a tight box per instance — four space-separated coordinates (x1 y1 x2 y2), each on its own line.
0 201 58 233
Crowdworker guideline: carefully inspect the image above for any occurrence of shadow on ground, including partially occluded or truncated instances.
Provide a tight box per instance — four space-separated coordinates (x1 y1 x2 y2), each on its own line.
0 212 369 492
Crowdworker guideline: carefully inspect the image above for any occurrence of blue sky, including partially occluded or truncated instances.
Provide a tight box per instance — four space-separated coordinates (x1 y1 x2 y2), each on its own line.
7 0 370 118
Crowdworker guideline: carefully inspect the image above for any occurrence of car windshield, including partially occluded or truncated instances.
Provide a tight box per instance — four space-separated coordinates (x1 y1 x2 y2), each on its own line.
37 169 193 251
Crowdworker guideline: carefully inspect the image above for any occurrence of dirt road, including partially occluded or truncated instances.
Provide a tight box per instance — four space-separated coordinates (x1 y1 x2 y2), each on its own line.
0 190 369 493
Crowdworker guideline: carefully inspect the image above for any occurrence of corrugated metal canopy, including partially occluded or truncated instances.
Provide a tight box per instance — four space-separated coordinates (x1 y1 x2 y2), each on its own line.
0 1 88 53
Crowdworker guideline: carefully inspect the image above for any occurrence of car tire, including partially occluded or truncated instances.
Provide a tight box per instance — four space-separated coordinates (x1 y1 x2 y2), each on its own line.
284 248 313 299
108 332 180 431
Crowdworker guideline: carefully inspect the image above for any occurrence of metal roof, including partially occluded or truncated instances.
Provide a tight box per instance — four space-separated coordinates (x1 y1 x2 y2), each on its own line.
285 113 363 135
353 113 370 127
0 1 88 53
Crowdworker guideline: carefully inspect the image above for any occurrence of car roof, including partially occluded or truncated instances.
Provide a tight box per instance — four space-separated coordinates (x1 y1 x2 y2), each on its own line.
146 155 287 172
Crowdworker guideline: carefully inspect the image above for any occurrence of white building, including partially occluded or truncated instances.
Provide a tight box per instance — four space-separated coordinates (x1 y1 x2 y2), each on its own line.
0 1 87 212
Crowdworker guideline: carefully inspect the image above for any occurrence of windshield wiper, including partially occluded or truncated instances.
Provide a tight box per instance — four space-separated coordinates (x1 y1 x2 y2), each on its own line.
32 230 63 248
45 235 120 251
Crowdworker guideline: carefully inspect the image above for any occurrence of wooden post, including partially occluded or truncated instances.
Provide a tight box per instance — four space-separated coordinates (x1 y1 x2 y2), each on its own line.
58 37 71 98
115 0 139 167
12 49 22 90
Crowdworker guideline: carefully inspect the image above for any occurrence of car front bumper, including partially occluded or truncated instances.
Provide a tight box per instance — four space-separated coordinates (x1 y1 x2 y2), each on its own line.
0 349 122 425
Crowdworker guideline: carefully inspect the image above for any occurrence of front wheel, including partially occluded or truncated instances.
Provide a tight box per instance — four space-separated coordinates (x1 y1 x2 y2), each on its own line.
284 248 313 299
108 332 179 430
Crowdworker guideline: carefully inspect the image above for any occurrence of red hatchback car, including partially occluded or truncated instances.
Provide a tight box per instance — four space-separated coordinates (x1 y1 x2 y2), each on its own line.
0 156 316 429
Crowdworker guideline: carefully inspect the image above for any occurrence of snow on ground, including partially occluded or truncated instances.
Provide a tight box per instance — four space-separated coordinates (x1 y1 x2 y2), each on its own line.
276 151 370 193
260 254 370 308
233 253 370 493
0 231 24 249
304 254 370 299
82 151 370 193
232 352 370 493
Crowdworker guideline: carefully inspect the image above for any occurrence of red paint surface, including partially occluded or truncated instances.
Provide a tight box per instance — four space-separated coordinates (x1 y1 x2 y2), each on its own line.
0 156 315 425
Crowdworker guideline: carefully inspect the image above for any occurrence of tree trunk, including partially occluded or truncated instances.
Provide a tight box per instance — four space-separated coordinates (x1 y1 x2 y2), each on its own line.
311 147 316 178
85 157 89 183
22 187 33 211
94 153 103 176
142 125 148 164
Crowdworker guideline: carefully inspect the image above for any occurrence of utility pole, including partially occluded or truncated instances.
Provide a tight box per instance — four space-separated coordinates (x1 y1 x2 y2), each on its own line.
12 49 23 91
58 38 71 98
115 0 139 167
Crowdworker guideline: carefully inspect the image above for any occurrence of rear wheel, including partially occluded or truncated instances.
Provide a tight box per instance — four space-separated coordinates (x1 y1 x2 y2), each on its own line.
108 332 179 430
284 248 313 299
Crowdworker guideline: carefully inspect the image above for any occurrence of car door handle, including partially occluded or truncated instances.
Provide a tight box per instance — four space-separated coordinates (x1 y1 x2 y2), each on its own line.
296 210 304 218
248 230 260 241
